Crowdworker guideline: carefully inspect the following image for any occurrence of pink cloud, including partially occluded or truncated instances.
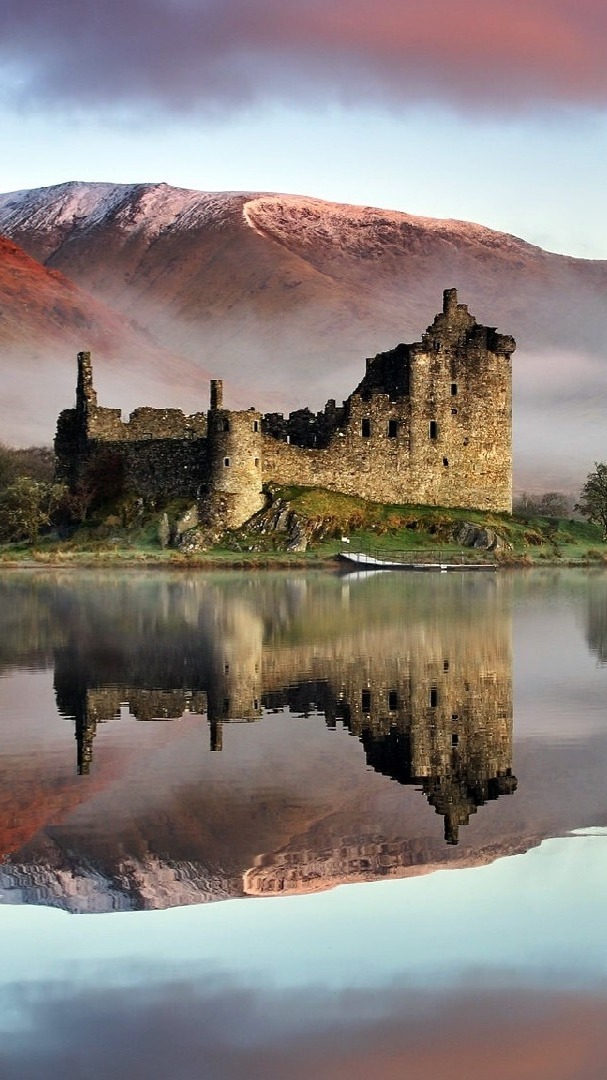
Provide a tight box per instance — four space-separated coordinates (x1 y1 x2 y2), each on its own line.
2 981 607 1080
1 0 607 114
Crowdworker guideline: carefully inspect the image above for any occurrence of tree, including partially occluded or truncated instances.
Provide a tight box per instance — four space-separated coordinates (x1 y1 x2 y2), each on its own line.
513 490 571 518
0 443 17 492
0 443 55 493
0 478 67 544
575 463 607 540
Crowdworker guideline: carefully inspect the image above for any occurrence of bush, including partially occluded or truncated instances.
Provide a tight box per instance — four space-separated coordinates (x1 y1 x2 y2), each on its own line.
0 478 67 543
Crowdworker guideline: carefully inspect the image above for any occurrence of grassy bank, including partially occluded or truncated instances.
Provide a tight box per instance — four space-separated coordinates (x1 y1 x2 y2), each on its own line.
1 485 605 568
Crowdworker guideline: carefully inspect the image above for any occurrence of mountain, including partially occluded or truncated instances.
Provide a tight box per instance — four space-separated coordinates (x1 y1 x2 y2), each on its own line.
2 181 607 486
0 228 208 446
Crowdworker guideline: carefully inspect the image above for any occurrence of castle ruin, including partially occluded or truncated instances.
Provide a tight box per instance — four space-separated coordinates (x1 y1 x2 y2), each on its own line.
55 289 515 519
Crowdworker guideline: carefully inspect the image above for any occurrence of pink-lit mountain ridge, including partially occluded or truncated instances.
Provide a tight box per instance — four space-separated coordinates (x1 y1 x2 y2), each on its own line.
1 181 606 487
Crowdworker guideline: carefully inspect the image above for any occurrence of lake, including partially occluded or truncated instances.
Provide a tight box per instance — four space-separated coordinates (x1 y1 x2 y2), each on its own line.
1 568 606 1078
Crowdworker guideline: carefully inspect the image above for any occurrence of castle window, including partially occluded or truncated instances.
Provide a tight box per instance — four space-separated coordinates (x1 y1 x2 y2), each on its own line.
452 733 459 747
222 419 230 432
361 418 371 438
451 383 458 396
223 698 230 715
253 421 259 432
224 457 230 467
452 713 459 721
361 689 371 713
388 690 399 711
254 458 260 468
430 686 439 708
443 457 449 467
451 408 458 415
443 660 450 672
254 699 259 710
388 420 398 438
429 421 438 440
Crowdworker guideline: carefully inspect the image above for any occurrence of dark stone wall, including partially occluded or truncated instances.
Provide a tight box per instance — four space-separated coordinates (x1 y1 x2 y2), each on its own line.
56 403 209 502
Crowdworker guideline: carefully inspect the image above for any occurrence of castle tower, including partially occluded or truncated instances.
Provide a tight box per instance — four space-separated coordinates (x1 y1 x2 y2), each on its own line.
407 287 515 512
55 351 98 485
204 380 264 528
76 351 97 415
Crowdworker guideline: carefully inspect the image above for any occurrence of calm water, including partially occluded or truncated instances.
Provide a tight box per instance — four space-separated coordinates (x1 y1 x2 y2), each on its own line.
1 568 607 1078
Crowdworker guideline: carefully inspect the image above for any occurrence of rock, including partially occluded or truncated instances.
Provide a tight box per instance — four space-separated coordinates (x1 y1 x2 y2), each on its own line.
175 505 198 536
175 527 209 553
451 521 510 551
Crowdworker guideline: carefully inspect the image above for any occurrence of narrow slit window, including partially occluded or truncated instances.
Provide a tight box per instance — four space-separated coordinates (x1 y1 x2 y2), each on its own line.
223 457 230 467
253 420 259 432
222 419 230 432
429 686 439 708
361 418 371 438
429 420 438 440
388 419 398 438
388 690 399 711
451 383 458 396
443 457 449 467
452 733 459 746
254 458 260 468
361 689 372 713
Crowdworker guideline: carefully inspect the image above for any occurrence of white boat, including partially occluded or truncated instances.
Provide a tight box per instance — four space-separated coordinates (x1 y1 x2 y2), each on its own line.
338 550 496 572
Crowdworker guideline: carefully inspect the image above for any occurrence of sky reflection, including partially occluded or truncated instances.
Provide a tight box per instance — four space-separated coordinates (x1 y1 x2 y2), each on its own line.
2 832 607 998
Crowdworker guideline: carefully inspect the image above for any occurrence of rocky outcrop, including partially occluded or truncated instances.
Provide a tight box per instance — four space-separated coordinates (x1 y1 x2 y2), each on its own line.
451 521 511 551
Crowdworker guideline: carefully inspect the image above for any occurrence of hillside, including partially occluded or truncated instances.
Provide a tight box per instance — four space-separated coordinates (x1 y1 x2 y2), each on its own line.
2 181 607 487
0 229 209 446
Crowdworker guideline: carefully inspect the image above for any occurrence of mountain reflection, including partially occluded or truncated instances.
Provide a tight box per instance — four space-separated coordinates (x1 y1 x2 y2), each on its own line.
50 572 515 849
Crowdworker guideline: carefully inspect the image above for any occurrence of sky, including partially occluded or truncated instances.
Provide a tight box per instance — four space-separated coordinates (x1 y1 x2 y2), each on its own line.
1 0 607 258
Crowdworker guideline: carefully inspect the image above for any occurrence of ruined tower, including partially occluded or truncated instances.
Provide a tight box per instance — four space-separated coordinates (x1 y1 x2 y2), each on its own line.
204 379 265 528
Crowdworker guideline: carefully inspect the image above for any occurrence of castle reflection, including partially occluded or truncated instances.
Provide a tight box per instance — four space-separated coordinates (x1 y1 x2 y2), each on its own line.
54 573 516 846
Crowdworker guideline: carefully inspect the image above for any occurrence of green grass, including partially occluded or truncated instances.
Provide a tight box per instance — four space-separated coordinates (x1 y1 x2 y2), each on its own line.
1 485 606 567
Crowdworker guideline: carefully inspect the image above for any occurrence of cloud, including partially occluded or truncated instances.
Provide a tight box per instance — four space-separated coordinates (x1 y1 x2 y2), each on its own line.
1 977 607 1080
2 1 607 117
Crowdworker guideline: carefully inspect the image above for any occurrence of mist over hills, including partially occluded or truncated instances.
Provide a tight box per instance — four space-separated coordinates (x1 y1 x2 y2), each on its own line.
0 224 208 447
1 180 607 489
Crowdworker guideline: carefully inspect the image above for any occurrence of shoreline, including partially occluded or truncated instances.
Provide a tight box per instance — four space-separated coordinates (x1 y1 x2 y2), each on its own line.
2 553 606 572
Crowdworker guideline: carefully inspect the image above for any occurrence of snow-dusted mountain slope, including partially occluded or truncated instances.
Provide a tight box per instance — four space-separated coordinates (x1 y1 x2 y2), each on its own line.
0 181 255 262
2 180 607 486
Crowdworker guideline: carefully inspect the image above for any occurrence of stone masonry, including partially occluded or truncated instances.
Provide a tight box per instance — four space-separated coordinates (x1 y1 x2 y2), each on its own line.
55 289 515 522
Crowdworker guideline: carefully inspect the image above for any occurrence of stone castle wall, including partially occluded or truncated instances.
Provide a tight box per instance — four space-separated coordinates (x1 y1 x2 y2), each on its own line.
55 290 514 520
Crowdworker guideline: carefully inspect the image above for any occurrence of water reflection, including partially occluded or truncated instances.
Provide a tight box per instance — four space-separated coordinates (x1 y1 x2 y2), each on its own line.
2 569 607 911
50 572 515 851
